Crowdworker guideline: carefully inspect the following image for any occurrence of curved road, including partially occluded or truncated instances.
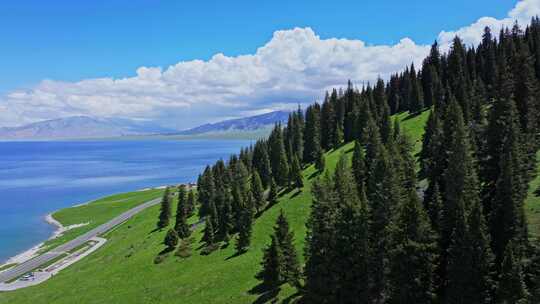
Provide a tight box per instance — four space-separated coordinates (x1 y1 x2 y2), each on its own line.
0 197 162 284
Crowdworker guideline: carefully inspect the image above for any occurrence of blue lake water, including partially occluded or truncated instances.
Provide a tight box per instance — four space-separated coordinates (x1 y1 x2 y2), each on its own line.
0 139 251 263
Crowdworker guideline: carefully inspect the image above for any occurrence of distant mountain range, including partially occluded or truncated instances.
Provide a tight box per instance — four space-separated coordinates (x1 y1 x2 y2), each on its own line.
176 111 290 135
0 116 175 140
0 111 290 140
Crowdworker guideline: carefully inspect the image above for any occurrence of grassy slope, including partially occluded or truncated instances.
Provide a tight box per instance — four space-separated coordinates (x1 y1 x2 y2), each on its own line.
525 151 540 238
2 110 538 303
42 189 165 251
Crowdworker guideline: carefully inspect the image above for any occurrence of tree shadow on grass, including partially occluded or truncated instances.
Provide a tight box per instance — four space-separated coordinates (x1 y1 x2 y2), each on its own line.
308 170 321 180
403 110 425 121
158 246 174 256
278 187 294 198
534 185 540 197
148 227 162 234
225 250 247 261
290 189 302 199
249 283 281 304
282 291 302 304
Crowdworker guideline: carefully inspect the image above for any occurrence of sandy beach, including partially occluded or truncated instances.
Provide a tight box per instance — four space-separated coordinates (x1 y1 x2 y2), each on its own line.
1 214 89 267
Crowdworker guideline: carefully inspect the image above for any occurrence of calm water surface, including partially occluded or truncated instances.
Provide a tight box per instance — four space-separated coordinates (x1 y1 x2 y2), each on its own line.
0 139 251 262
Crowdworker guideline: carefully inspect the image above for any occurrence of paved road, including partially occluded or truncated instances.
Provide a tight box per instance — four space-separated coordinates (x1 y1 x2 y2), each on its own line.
0 197 162 283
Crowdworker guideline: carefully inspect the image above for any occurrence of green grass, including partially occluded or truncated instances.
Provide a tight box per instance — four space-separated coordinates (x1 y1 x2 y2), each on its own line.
394 110 430 153
525 151 540 238
41 189 164 251
1 110 538 304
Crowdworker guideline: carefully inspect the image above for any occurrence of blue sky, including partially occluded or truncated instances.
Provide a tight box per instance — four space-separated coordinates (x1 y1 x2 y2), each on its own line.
0 0 534 129
0 0 514 93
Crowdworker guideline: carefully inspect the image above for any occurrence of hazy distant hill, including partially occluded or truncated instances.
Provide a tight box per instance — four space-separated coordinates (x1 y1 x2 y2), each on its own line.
0 111 290 140
176 111 289 135
0 116 175 140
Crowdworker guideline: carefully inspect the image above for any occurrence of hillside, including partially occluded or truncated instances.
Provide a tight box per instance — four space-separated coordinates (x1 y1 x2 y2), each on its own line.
1 110 538 303
0 116 175 140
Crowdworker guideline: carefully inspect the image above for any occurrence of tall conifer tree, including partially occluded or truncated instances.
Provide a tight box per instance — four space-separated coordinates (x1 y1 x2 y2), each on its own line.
157 187 172 230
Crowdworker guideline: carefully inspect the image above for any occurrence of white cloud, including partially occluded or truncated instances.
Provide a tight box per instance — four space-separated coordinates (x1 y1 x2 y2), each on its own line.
0 0 536 129
438 0 540 51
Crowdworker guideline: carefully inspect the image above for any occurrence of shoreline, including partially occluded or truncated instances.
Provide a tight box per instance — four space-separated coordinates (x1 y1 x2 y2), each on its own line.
2 214 90 267
0 184 170 268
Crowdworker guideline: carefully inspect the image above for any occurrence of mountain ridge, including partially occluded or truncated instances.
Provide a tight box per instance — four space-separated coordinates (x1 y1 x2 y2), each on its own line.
0 116 175 140
0 111 290 140
175 111 290 135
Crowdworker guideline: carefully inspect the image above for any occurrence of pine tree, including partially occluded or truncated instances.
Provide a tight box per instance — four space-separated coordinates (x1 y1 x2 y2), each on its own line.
410 63 425 113
273 211 301 286
304 175 339 303
387 74 400 114
164 228 179 250
491 136 528 265
468 199 496 303
315 151 325 173
481 26 498 98
366 145 400 302
253 140 273 188
356 99 373 144
334 121 344 148
441 99 478 252
269 124 290 187
388 189 437 304
445 201 472 303
174 185 191 239
352 140 367 194
379 100 393 144
496 242 530 304
424 182 443 233
157 187 172 230
303 103 322 163
489 94 529 266
290 155 303 189
257 235 283 288
321 92 336 150
186 189 196 217
291 105 305 162
268 178 278 206
419 110 443 180
400 67 412 111
197 166 215 218
512 25 539 144
333 161 371 302
235 207 253 253
218 197 234 242
208 199 220 237
333 153 354 205
440 99 481 299
422 56 437 108
251 171 265 213
202 216 215 246
393 132 417 197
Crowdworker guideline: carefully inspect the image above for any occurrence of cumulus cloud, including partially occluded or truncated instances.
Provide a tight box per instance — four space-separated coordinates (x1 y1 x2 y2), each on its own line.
438 0 540 51
0 0 536 129
0 28 429 129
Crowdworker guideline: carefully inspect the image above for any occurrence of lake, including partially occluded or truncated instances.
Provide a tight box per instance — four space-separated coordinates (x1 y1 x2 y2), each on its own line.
0 139 251 263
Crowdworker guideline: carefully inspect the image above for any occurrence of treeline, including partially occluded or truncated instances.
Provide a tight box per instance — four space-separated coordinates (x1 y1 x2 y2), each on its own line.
301 20 540 303
155 185 197 258
177 19 540 302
